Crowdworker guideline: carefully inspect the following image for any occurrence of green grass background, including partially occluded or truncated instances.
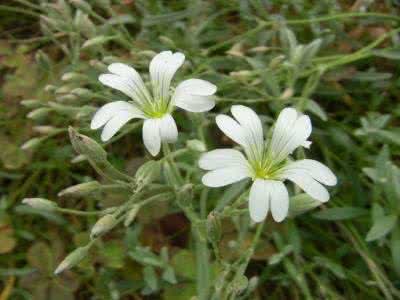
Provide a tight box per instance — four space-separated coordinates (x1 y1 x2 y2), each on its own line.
1 0 400 299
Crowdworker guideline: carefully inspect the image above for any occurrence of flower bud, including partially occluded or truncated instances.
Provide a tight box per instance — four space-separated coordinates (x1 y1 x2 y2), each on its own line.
61 72 87 82
35 50 51 71
70 0 92 13
82 36 113 49
90 214 117 239
124 205 140 227
54 245 89 275
102 56 119 64
89 59 107 71
22 198 58 211
71 154 87 164
44 85 57 93
134 160 161 185
249 46 269 53
40 16 58 29
68 127 107 162
291 45 305 66
186 139 206 152
159 36 176 48
56 94 78 102
74 11 96 38
33 126 58 134
207 212 222 243
71 87 92 97
58 181 101 197
269 55 285 69
27 108 52 120
55 85 73 94
137 50 156 58
21 99 41 108
21 137 45 150
280 88 294 100
288 193 321 217
247 276 259 292
229 70 252 79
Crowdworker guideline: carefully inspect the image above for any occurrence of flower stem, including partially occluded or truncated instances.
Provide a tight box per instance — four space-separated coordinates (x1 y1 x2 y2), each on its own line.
56 208 111 216
195 229 210 300
162 143 184 185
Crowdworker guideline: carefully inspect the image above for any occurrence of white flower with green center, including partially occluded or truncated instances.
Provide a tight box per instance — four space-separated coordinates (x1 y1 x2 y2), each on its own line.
199 105 337 223
91 51 217 156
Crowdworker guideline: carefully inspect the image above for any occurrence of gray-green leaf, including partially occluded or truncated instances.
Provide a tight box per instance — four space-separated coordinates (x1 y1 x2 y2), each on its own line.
366 215 397 242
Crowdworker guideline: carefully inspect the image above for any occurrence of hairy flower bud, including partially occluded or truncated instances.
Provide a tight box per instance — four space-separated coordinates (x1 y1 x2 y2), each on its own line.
134 160 161 185
22 198 58 211
33 126 58 134
58 181 101 197
71 87 92 97
54 245 89 275
21 137 45 150
61 72 87 82
21 99 41 108
44 85 57 93
207 212 222 243
82 36 114 49
90 214 117 239
280 88 294 100
35 50 51 71
27 108 52 120
186 139 206 152
68 127 107 162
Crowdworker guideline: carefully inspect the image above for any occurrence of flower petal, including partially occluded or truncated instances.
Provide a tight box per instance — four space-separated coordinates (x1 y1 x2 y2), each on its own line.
202 167 250 187
283 159 337 186
172 79 216 112
249 179 270 223
143 119 161 156
109 63 151 98
99 74 135 98
91 101 144 130
100 111 136 141
174 94 216 112
149 51 185 102
216 114 247 147
270 108 312 162
159 114 178 143
269 181 289 222
199 149 248 170
283 171 330 202
174 79 217 96
231 105 264 157
270 108 298 154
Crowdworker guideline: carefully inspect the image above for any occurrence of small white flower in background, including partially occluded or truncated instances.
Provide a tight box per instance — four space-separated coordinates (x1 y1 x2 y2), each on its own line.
91 51 217 156
199 105 337 223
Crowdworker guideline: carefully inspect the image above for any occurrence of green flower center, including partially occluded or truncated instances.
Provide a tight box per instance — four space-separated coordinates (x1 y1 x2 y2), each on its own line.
141 97 172 119
249 158 287 180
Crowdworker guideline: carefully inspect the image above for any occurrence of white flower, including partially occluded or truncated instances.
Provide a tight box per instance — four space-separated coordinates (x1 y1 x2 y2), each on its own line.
91 51 217 156
199 105 337 223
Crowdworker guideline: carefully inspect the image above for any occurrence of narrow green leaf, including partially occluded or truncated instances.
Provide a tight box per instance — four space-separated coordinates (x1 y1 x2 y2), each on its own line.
313 207 368 221
373 49 400 60
366 215 397 242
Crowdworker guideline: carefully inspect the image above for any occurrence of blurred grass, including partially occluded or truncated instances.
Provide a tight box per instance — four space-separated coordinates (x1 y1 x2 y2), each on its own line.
1 0 400 299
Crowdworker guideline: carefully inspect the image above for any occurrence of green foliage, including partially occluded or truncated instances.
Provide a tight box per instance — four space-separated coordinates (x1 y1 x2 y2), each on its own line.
1 0 400 299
